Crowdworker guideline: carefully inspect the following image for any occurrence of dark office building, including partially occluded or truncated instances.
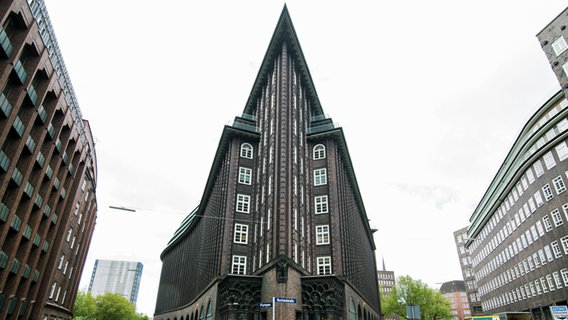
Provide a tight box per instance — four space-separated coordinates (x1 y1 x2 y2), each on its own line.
0 0 98 319
155 6 381 320
460 6 568 318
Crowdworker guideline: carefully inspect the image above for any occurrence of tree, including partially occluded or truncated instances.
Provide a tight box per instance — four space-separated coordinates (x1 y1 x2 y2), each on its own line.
95 292 137 320
72 291 96 320
381 275 453 320
72 291 149 320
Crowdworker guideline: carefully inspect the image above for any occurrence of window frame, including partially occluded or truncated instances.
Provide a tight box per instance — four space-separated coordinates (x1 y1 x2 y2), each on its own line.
314 168 327 186
317 256 332 275
313 144 326 160
234 223 249 244
315 195 329 214
238 167 252 185
236 194 251 213
240 143 253 159
553 36 568 56
316 225 330 245
231 255 247 275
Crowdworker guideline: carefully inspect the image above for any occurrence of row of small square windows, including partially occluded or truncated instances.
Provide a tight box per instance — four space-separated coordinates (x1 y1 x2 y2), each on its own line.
230 255 332 276
240 143 326 160
470 140 568 257
473 180 568 283
481 267 568 311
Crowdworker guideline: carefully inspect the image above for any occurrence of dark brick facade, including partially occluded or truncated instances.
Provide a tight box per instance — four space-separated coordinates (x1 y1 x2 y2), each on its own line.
0 0 98 319
155 6 380 320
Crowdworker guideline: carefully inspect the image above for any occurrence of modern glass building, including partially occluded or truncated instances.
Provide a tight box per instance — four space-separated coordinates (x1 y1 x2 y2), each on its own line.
0 0 98 319
155 6 381 320
88 259 143 304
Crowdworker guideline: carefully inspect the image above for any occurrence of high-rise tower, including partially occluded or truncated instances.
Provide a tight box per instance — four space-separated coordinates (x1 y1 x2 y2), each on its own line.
0 0 98 319
155 6 380 320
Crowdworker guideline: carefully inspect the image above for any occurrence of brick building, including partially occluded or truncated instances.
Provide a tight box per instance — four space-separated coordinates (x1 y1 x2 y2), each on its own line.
0 0 98 319
459 6 568 318
154 6 381 320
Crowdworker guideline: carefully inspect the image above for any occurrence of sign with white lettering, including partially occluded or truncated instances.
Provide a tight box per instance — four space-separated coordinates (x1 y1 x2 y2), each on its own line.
551 306 568 320
275 297 296 304
259 302 273 308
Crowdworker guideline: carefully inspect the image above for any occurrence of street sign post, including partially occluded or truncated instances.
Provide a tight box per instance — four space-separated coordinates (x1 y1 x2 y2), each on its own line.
272 297 297 320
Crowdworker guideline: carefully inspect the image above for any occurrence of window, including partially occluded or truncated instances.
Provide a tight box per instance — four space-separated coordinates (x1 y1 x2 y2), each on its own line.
234 224 248 244
552 240 563 258
317 256 332 275
314 168 327 186
543 215 553 232
313 144 326 160
561 268 568 286
231 255 246 274
544 245 554 261
236 194 250 213
554 271 563 288
49 282 57 299
58 255 65 269
315 195 328 214
543 184 554 201
238 167 252 185
534 191 544 207
556 142 568 161
551 209 564 227
561 236 568 254
553 176 567 194
66 228 72 242
553 36 568 56
527 168 535 183
544 152 557 170
534 161 544 177
316 225 330 245
240 143 253 159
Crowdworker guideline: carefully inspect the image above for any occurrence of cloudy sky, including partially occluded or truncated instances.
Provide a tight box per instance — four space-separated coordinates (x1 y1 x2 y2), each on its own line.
43 0 567 316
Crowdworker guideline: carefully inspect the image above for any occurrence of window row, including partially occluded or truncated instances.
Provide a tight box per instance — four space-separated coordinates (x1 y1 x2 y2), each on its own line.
472 164 568 269
476 199 568 282
481 268 568 311
239 143 327 160
231 255 332 275
472 140 568 256
233 223 331 246
478 234 568 296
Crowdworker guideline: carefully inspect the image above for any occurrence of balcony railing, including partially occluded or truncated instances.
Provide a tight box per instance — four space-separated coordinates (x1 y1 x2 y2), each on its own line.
0 27 13 58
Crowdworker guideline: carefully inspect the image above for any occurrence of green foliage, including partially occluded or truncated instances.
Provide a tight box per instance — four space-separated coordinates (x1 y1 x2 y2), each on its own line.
72 291 148 320
72 291 96 320
381 275 453 320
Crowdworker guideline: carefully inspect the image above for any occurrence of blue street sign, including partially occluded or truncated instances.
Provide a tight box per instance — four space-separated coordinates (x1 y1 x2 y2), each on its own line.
275 297 296 304
259 302 273 308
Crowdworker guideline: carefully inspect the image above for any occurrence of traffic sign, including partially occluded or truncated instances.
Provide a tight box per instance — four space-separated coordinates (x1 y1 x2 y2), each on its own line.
259 302 273 308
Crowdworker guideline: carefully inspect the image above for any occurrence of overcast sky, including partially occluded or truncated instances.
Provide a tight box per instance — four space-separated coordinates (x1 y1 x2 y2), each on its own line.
43 0 567 316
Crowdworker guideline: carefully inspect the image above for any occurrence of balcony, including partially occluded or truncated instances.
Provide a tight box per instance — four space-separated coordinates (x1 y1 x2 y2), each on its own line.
307 123 336 134
0 93 12 118
11 116 25 137
44 165 53 180
34 194 43 208
11 167 23 186
35 152 45 168
10 214 22 232
47 123 55 140
0 150 10 172
23 224 32 240
11 60 27 84
23 182 34 198
37 105 47 124
0 202 8 223
26 84 38 106
25 135 36 154
0 251 8 269
0 27 13 58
